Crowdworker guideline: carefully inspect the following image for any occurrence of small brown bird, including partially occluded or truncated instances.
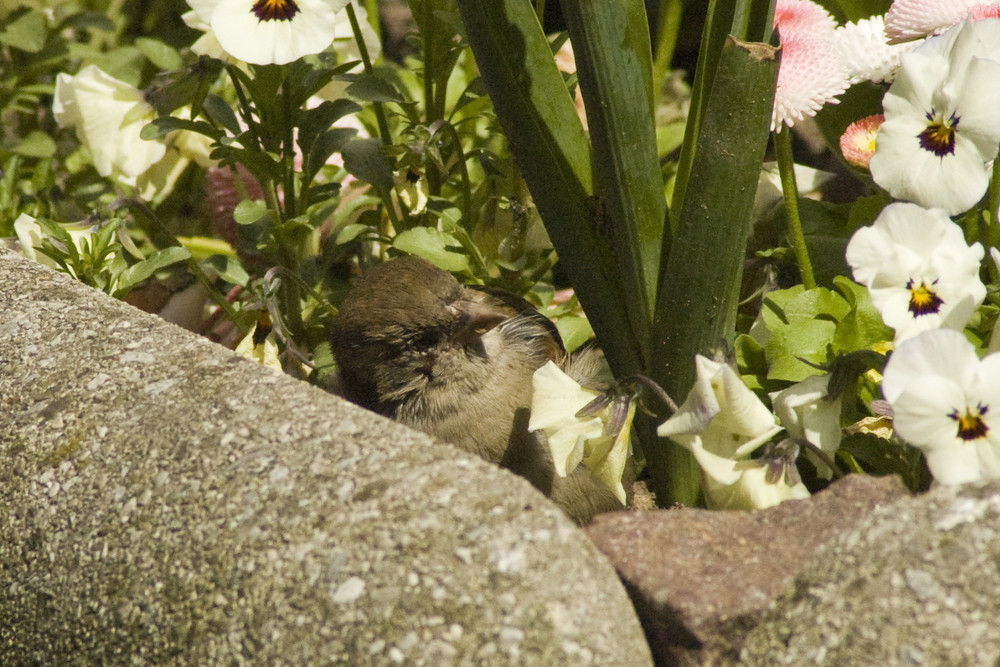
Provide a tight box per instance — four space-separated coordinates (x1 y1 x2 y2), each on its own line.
330 255 626 524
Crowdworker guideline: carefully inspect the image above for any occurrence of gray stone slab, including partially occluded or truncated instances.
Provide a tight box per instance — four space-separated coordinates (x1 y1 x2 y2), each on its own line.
0 251 652 666
742 480 1000 665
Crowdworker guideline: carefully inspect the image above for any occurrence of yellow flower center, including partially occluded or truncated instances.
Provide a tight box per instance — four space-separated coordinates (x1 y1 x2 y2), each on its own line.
906 278 943 316
917 110 959 158
252 0 299 22
950 404 989 441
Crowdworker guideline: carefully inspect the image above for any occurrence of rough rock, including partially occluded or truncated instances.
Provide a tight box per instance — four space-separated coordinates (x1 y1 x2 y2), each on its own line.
0 251 652 666
586 474 908 665
742 480 1000 666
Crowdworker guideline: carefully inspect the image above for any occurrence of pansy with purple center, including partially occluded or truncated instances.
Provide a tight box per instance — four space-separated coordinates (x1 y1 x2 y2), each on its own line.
186 0 349 65
869 18 1000 215
882 328 1000 485
846 202 985 344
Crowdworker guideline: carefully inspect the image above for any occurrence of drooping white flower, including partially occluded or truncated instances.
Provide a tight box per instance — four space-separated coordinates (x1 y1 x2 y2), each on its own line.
657 355 807 510
529 361 634 504
771 374 843 478
846 202 985 344
869 18 1000 215
185 0 350 66
882 327 1000 484
53 65 211 200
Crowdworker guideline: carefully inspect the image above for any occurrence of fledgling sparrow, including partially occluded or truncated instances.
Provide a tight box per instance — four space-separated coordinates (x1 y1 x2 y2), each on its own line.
330 255 626 524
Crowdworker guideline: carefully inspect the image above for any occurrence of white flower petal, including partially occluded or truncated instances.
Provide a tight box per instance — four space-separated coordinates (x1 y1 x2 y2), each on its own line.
771 374 842 477
846 203 985 343
871 19 1000 215
659 355 781 463
205 0 349 65
882 328 1000 485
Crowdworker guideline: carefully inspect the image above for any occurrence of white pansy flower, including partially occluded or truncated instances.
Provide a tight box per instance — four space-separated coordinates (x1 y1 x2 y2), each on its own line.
53 65 212 200
771 374 842 478
186 0 350 66
869 18 1000 215
882 328 1000 484
846 202 985 344
657 355 806 510
529 361 633 504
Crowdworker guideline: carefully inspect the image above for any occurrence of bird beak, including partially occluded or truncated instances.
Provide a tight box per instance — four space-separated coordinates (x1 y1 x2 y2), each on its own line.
449 300 508 344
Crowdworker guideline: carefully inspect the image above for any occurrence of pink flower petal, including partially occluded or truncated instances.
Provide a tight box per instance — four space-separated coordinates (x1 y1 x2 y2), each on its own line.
772 32 850 131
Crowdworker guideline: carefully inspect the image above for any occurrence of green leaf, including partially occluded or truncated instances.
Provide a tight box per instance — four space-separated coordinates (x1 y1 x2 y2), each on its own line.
650 37 778 503
341 137 394 192
335 223 373 245
117 246 192 293
233 199 268 225
457 0 647 381
555 314 595 353
759 285 850 382
12 130 56 158
392 226 470 273
344 74 404 102
202 94 242 136
205 254 250 287
832 276 893 352
141 116 223 142
0 9 47 53
134 37 182 70
561 0 665 333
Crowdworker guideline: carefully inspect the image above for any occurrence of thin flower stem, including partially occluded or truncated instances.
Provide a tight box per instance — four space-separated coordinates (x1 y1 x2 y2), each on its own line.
346 2 392 146
774 128 816 290
430 120 472 227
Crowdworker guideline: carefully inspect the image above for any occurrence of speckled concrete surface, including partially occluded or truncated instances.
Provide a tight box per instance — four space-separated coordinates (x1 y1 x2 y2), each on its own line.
0 251 652 665
742 480 1000 666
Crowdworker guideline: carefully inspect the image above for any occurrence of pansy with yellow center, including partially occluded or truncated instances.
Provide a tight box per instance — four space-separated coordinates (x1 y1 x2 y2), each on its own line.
869 18 1000 215
882 328 1000 485
846 202 985 344
186 0 350 65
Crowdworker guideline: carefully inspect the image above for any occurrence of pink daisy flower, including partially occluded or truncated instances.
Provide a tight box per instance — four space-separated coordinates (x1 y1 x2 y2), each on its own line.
772 0 850 131
839 114 884 169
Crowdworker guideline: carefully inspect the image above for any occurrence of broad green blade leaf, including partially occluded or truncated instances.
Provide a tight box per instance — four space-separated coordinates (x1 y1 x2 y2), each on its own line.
651 37 778 505
457 0 645 377
561 0 666 345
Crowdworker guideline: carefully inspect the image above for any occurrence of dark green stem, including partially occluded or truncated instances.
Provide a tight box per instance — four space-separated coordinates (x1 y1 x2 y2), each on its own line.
774 127 816 289
346 2 392 145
